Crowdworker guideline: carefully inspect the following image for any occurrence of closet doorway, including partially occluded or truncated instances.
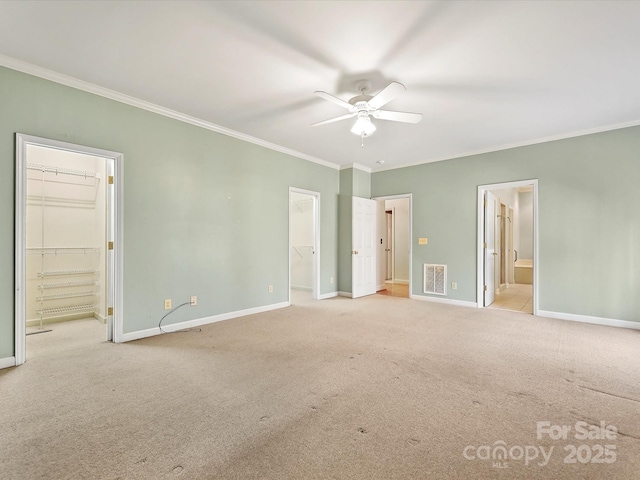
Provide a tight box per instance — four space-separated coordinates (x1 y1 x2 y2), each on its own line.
15 134 123 366
289 188 319 304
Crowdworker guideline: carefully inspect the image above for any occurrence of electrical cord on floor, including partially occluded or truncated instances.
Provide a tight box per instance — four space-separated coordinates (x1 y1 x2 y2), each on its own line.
158 302 202 334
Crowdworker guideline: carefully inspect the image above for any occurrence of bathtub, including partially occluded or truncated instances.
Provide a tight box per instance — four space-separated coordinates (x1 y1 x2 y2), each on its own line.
514 259 533 284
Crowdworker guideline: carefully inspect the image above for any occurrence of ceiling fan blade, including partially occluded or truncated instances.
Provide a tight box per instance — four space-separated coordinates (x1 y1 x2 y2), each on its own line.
373 110 423 124
311 112 356 127
367 82 406 110
314 91 355 111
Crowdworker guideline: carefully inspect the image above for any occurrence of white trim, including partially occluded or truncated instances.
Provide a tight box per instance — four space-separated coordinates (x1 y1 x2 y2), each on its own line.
318 291 338 300
343 163 372 173
14 134 124 365
537 310 640 331
14 136 27 365
338 291 353 298
372 119 640 172
0 54 338 172
291 285 312 292
477 179 538 315
120 301 290 342
0 356 16 370
410 294 478 308
393 279 409 285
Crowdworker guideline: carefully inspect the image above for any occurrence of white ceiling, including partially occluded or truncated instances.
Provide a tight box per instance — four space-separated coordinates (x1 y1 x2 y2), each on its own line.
1 0 639 171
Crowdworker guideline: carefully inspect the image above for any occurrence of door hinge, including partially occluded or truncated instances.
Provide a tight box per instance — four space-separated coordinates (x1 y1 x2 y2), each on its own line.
484 199 487 207
108 241 114 250
483 242 487 249
108 175 114 184
108 307 113 316
483 285 487 292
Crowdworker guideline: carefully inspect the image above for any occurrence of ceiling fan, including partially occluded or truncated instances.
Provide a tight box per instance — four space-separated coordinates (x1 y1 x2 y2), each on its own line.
312 80 422 146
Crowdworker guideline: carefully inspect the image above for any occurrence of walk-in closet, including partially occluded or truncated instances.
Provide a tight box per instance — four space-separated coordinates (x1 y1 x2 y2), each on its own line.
25 145 107 340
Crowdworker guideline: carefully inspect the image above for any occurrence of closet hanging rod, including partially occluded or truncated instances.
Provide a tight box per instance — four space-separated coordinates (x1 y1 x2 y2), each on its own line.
27 247 100 254
37 303 98 316
27 163 99 179
39 280 98 289
37 268 96 277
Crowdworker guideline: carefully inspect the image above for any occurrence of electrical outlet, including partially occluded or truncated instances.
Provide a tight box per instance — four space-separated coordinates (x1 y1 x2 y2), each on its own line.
451 282 458 290
164 298 172 310
190 296 197 306
268 285 273 293
330 276 334 284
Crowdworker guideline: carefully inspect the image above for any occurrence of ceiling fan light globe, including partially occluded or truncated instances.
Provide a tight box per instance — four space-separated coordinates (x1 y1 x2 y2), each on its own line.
351 116 376 136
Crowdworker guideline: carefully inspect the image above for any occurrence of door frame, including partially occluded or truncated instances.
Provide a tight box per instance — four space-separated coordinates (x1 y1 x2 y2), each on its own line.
373 194 413 296
15 134 124 366
483 191 497 306
385 209 394 281
288 187 320 301
476 180 538 315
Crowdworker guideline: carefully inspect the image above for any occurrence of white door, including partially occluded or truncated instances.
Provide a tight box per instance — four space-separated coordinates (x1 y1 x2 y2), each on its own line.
386 211 393 280
484 191 497 306
508 207 514 285
106 158 115 341
352 196 377 298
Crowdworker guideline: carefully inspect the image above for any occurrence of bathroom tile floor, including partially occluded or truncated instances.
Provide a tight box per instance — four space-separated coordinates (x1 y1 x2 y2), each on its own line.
489 283 533 313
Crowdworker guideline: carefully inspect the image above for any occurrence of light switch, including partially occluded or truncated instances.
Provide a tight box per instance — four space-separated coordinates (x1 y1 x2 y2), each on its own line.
418 237 428 245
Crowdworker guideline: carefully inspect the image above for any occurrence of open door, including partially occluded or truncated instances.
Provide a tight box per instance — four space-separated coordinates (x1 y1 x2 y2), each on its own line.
484 191 497 306
352 196 376 298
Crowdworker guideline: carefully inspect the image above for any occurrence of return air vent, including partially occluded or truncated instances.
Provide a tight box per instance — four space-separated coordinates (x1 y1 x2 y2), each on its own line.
424 264 447 295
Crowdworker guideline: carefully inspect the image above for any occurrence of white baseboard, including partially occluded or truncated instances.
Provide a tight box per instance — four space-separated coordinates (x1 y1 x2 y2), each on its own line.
410 294 478 308
393 279 409 285
0 356 16 370
338 291 353 298
26 312 93 327
537 310 640 331
318 291 338 299
291 285 312 291
120 301 290 343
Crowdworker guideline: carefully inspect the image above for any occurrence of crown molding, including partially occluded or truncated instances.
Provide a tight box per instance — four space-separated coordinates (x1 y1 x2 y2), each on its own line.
0 54 340 171
339 163 372 173
373 118 640 173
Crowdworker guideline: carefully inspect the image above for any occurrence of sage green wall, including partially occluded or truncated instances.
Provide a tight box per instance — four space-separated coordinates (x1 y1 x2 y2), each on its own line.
337 167 373 293
0 66 340 359
372 126 640 323
352 167 371 198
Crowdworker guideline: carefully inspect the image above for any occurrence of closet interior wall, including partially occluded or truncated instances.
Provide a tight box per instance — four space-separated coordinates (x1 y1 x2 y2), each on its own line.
290 192 314 291
25 145 106 329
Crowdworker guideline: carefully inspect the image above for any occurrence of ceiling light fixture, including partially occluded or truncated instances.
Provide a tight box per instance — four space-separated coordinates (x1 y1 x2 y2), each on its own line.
350 113 376 137
312 80 421 147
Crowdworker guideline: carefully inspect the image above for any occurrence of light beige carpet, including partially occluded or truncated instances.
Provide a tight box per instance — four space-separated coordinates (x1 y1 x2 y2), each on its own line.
1 293 638 479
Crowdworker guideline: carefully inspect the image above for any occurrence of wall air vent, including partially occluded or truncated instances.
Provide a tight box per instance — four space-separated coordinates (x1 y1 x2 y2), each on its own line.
424 264 447 295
